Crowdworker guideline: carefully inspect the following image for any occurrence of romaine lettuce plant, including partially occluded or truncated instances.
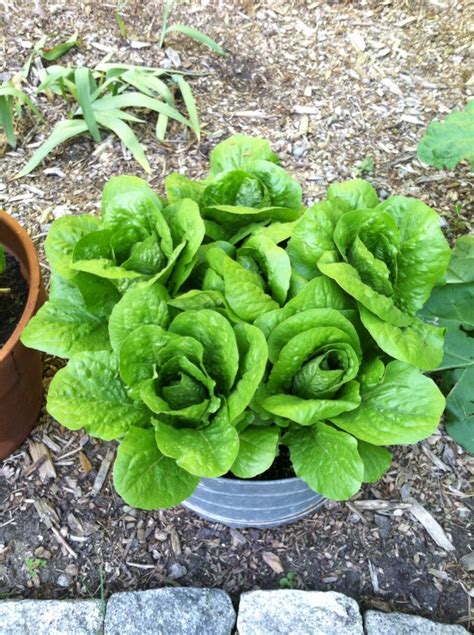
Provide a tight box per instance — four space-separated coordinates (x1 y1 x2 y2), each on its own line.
22 134 451 509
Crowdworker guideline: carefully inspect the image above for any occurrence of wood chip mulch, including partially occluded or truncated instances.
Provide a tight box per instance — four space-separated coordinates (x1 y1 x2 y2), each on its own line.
0 0 472 628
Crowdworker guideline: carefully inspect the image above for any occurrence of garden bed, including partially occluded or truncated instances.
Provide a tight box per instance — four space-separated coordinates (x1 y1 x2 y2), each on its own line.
0 0 472 628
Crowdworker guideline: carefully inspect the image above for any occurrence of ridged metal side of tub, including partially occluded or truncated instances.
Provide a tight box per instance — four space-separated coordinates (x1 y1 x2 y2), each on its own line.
182 477 326 528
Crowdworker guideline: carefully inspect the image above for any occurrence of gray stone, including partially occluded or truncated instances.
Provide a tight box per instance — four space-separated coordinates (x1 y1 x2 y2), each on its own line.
0 599 103 635
104 587 235 635
237 590 363 635
364 610 468 634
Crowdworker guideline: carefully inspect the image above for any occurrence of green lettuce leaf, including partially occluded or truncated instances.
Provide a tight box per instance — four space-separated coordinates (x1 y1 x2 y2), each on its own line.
377 196 450 313
21 274 110 358
47 351 149 440
231 426 280 478
359 305 445 371
44 214 101 280
285 421 364 500
154 409 239 477
113 427 199 509
331 360 445 445
357 441 392 483
327 178 379 210
210 134 279 175
417 101 474 170
108 282 170 353
288 201 344 279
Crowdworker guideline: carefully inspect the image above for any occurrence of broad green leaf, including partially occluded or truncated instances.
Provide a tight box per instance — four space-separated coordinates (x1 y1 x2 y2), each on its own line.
246 160 302 210
444 366 474 453
285 422 364 500
21 274 110 357
47 351 149 440
227 323 268 422
417 101 474 170
267 325 359 393
113 427 199 509
108 282 169 352
377 196 450 313
173 75 200 140
210 134 279 175
222 254 279 322
231 426 280 478
202 169 271 209
166 24 226 55
119 325 203 388
318 261 413 327
359 305 445 371
16 118 89 178
262 381 361 425
44 214 101 280
94 112 150 173
240 234 291 306
288 201 344 279
267 308 362 364
101 176 170 253
331 360 445 445
155 409 239 477
419 281 474 370
203 204 301 238
446 235 474 283
75 68 100 142
73 272 120 318
168 289 224 312
170 309 239 393
165 173 205 203
254 276 353 338
357 441 392 483
327 178 379 210
163 198 206 293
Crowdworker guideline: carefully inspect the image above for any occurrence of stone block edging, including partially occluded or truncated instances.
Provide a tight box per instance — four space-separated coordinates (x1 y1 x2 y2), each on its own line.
0 588 468 634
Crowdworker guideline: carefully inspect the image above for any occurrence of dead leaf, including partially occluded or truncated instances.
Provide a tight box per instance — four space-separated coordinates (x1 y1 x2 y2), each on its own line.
262 551 284 574
79 451 92 474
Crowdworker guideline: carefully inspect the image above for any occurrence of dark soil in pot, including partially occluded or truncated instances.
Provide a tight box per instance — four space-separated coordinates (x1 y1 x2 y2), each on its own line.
225 446 295 481
0 251 28 347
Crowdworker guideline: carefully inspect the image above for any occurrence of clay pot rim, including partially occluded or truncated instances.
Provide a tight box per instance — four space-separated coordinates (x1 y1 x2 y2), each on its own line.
0 211 42 362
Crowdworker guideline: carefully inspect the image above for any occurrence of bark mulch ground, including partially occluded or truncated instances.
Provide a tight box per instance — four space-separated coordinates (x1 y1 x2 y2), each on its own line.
0 0 472 628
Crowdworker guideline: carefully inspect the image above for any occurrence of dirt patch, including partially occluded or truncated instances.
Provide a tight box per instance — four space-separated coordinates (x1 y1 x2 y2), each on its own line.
0 0 472 629
0 253 28 346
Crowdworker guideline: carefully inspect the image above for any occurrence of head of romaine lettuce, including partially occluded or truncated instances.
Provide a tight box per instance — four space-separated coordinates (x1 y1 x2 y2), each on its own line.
166 134 303 244
288 179 450 370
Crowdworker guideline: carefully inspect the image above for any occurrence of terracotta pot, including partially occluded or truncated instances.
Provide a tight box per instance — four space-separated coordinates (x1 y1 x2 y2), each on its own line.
0 211 45 459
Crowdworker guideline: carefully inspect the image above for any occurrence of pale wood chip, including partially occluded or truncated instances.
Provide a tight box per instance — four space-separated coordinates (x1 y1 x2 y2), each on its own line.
170 528 181 556
404 496 455 552
27 441 56 482
91 448 115 495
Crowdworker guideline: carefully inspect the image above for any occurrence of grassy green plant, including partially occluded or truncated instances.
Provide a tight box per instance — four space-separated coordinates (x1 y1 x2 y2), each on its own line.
24 557 47 579
159 0 225 55
16 62 206 177
355 156 374 176
0 81 42 148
